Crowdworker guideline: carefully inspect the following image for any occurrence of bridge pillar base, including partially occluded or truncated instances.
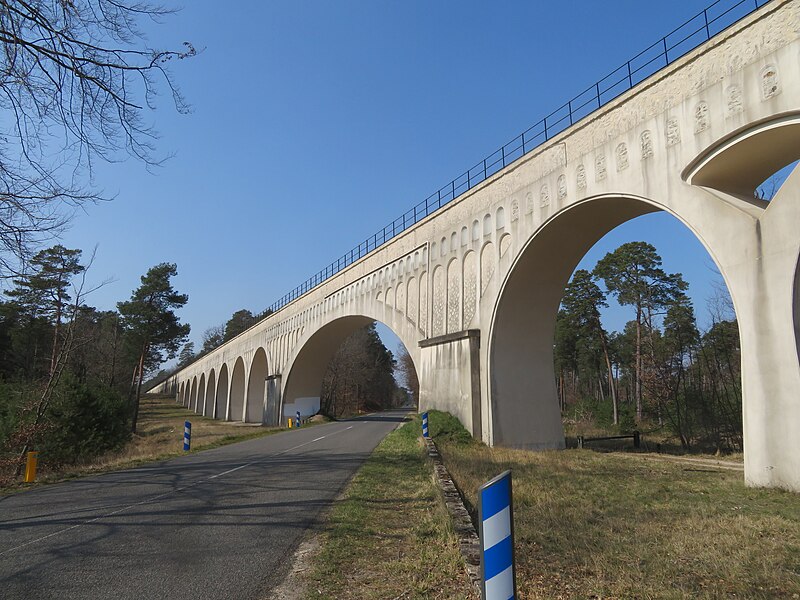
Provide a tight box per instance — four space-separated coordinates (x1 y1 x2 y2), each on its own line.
418 330 482 438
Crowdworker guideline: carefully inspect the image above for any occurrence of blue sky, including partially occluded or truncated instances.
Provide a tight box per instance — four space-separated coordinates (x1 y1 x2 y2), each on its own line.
55 0 774 360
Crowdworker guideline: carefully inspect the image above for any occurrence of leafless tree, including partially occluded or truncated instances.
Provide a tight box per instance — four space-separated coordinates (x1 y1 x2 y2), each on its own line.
0 0 195 277
395 344 419 406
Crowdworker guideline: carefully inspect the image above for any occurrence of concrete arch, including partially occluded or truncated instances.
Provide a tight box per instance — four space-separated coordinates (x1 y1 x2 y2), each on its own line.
684 111 800 198
178 381 185 405
245 348 268 423
496 206 505 229
229 357 246 422
488 193 736 450
197 373 206 415
205 370 216 417
282 312 420 424
189 377 198 412
215 364 229 420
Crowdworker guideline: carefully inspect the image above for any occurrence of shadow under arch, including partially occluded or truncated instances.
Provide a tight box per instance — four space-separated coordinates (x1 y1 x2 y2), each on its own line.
282 314 420 424
487 193 740 449
795 252 800 371
683 111 800 199
246 348 268 423
197 373 206 415
229 357 246 422
215 364 229 420
189 377 198 413
205 369 216 417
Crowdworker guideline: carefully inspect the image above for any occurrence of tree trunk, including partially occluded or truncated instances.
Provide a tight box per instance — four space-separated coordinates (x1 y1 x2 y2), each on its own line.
50 289 63 376
130 344 147 434
14 305 76 476
635 306 643 422
109 320 118 388
598 328 618 425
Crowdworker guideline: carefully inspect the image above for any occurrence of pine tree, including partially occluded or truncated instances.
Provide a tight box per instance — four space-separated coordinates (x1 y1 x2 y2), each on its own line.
560 269 619 423
118 263 189 433
6 245 84 376
594 242 687 422
223 309 256 342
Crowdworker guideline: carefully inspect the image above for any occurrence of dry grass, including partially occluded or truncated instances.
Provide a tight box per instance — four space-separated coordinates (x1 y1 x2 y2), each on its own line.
303 418 476 600
433 415 800 599
4 394 281 491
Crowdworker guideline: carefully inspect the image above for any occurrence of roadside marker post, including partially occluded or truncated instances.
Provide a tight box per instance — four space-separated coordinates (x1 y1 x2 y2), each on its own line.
479 470 516 600
183 421 191 451
23 451 38 483
421 412 429 438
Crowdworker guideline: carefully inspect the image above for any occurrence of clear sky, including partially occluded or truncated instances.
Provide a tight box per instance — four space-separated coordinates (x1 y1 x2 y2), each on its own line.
55 0 781 361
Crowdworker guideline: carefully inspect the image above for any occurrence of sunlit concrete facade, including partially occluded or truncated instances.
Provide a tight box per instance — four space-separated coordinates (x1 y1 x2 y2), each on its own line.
151 1 800 491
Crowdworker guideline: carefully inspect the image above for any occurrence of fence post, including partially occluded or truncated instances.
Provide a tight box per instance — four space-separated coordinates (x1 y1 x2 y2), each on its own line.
479 470 516 600
577 435 584 449
183 421 191 451
24 451 38 483
633 431 641 449
421 412 429 438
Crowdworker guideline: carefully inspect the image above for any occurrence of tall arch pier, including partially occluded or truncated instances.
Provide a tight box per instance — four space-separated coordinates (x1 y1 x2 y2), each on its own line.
152 1 800 491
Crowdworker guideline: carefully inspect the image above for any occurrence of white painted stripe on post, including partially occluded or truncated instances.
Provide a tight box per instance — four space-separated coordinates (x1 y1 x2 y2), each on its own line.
485 564 514 600
482 506 511 550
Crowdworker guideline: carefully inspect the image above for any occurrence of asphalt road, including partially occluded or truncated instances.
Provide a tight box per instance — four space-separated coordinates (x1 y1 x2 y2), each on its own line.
0 410 408 599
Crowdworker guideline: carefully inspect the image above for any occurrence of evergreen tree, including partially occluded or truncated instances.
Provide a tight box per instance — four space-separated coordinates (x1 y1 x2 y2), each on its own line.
118 263 189 433
223 309 256 342
560 269 619 423
6 245 84 375
658 301 700 447
177 342 196 368
594 242 687 422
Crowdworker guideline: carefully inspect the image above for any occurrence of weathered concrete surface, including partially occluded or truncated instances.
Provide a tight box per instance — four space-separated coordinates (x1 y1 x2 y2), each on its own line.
151 1 800 491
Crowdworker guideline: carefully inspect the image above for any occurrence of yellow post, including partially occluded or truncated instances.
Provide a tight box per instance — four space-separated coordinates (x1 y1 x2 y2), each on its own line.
288 418 293 428
24 451 38 483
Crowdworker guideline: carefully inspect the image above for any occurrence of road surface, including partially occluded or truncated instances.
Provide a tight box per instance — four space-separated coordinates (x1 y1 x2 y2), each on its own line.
0 411 407 599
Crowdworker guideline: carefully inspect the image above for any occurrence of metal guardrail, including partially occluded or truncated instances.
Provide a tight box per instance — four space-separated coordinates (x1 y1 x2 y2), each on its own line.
265 0 770 315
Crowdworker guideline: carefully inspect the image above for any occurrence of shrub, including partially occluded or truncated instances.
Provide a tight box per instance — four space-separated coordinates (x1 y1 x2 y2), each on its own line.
41 376 131 464
426 410 476 446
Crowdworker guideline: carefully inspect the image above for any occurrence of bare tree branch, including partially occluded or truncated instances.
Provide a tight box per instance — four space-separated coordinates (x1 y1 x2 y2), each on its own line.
0 0 195 278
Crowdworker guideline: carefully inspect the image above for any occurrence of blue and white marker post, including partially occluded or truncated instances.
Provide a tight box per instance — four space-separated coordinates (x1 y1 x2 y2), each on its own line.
479 470 516 600
183 420 191 451
421 412 429 438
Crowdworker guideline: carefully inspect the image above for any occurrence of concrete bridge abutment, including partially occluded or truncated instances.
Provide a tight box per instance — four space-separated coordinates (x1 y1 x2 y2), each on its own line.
418 330 482 438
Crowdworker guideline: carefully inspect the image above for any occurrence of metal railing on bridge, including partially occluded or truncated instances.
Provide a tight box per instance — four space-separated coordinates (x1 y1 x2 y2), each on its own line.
266 0 771 316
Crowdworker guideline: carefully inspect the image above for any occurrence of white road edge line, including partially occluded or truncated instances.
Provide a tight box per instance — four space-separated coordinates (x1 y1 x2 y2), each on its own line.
0 421 359 556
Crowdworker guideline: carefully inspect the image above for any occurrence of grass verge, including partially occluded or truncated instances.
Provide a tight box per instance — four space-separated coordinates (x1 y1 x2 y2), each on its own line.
2 394 283 493
426 411 800 599
303 416 476 599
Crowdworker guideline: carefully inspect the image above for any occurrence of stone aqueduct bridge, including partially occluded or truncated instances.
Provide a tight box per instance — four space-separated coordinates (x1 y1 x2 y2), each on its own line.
151 1 800 491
